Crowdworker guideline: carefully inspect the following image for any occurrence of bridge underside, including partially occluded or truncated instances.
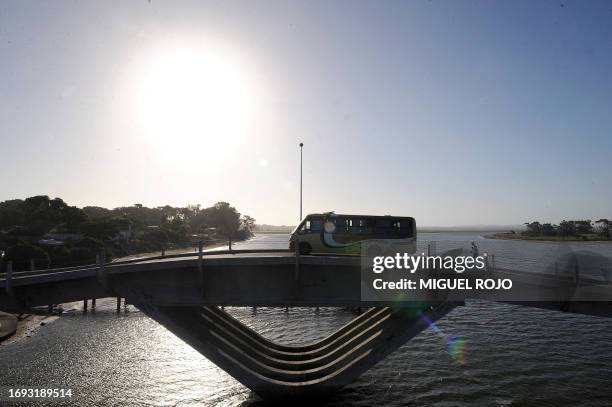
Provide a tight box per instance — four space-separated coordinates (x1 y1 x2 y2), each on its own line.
133 302 456 400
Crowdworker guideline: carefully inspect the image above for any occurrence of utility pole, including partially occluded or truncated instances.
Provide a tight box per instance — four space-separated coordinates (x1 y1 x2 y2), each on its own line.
299 142 303 220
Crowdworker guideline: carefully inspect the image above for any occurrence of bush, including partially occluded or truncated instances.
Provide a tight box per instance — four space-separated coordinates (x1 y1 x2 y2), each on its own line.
5 243 50 271
77 236 105 251
142 228 169 249
68 247 97 265
49 245 72 267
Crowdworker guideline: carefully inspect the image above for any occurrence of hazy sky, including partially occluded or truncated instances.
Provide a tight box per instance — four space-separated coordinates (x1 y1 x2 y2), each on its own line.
1 0 611 226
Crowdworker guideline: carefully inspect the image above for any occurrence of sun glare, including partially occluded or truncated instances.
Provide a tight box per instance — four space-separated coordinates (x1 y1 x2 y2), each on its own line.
133 46 253 166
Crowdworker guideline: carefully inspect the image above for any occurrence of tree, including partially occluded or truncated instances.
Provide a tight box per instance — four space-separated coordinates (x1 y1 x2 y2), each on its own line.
112 204 161 229
141 228 169 250
82 206 112 220
541 223 556 236
557 220 576 237
574 220 593 235
49 245 72 267
12 196 88 236
0 197 255 264
595 219 611 237
5 243 50 271
241 215 256 233
64 206 89 231
23 195 60 235
81 217 129 241
202 202 242 250
0 199 26 230
69 247 97 265
523 222 542 236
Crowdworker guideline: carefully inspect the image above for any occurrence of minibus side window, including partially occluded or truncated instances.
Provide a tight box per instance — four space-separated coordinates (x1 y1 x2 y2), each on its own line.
334 218 348 233
349 218 366 234
298 220 310 234
310 219 323 232
299 218 323 234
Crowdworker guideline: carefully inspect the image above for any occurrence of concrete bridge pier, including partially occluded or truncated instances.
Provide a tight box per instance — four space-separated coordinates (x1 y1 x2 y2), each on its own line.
129 302 456 400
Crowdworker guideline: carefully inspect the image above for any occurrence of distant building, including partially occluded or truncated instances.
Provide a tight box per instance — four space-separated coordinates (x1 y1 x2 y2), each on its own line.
38 238 64 246
110 224 133 242
43 224 84 242
43 232 84 242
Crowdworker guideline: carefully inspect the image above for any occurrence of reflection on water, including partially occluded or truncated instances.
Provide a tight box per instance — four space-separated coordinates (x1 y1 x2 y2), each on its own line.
1 233 612 406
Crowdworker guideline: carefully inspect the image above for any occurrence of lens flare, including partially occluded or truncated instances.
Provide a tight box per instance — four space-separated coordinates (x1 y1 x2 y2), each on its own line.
420 313 467 365
445 335 467 365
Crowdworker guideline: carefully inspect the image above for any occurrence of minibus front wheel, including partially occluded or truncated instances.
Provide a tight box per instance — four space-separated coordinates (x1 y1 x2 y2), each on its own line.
299 242 312 255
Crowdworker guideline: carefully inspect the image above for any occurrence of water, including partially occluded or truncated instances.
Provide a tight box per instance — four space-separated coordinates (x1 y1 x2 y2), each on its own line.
1 233 612 406
417 232 612 278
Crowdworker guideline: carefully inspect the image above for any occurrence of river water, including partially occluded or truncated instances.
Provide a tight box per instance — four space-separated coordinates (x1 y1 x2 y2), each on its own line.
1 233 612 406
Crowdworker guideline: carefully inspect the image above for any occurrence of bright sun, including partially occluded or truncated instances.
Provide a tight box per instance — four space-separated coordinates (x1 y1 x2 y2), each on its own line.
133 46 253 166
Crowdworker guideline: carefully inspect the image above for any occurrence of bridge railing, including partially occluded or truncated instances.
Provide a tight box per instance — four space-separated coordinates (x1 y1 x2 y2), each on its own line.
3 239 611 286
0 248 295 280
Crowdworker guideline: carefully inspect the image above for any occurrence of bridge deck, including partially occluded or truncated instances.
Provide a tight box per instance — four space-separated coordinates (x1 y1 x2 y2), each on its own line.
1 250 611 317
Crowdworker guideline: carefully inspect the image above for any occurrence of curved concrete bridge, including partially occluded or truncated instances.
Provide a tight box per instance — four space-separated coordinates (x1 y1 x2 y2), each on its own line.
149 304 454 399
1 249 611 400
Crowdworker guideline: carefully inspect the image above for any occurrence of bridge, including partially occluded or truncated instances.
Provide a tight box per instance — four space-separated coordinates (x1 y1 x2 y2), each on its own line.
1 248 612 400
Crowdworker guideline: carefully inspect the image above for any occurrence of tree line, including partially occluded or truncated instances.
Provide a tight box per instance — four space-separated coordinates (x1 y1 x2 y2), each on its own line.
0 196 256 271
522 219 611 238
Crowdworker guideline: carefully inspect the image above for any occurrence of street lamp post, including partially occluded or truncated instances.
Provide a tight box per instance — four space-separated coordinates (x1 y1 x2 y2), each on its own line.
299 142 303 221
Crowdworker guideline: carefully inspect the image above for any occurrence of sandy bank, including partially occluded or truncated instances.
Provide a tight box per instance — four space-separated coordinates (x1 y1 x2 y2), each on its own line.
0 311 18 340
0 313 59 346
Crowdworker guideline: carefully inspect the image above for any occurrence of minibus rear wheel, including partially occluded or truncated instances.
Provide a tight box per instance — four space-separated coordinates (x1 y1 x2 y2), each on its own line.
299 242 312 255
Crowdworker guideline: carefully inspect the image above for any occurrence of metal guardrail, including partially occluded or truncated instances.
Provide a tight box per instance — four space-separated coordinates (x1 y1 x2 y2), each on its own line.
0 248 295 280
2 240 611 285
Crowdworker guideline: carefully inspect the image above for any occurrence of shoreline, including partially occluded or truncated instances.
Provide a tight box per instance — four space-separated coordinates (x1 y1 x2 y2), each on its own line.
0 311 17 340
111 241 229 263
485 232 612 243
0 313 59 346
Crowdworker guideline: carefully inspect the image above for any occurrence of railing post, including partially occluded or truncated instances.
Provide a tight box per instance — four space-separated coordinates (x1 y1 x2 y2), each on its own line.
30 258 35 271
97 252 108 291
5 261 13 295
198 241 204 299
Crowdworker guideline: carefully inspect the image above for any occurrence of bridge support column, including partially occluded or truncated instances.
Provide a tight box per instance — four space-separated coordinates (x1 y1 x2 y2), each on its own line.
129 301 456 400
